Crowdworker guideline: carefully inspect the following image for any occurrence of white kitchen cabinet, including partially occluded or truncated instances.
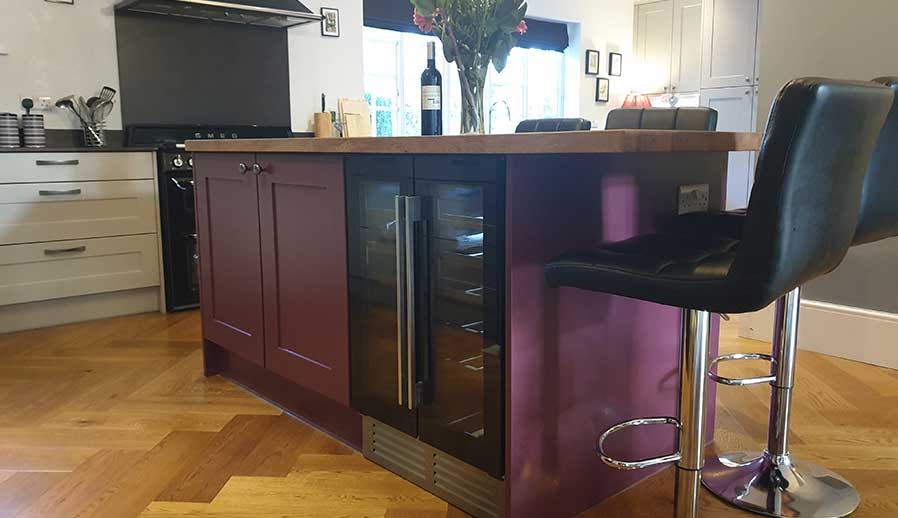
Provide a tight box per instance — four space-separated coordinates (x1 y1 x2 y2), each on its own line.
0 234 160 306
700 86 755 208
670 0 704 94
0 150 162 332
0 179 158 245
635 1 674 95
701 0 760 89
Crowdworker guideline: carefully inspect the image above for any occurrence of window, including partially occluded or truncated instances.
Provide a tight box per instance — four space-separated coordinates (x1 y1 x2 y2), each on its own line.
363 27 565 136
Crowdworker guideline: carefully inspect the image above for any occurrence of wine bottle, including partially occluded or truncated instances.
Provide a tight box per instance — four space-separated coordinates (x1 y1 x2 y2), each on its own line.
421 41 443 136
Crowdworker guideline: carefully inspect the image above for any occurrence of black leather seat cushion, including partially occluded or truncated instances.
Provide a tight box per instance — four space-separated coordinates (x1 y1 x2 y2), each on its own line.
545 234 756 313
546 78 894 314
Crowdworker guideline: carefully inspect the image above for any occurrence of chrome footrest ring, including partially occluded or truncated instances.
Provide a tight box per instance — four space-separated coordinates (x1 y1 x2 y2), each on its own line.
708 352 776 386
596 416 682 471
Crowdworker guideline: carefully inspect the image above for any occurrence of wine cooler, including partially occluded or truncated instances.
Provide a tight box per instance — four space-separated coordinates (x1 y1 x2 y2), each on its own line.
347 155 505 515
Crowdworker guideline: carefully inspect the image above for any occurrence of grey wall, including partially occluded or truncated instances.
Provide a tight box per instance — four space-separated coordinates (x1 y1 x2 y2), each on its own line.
757 0 898 314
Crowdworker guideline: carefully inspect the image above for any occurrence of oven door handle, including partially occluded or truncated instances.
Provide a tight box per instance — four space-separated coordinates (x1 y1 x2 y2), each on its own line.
170 177 193 191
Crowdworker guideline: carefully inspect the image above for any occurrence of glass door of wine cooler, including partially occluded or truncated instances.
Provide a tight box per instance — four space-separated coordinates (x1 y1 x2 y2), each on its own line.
347 158 417 436
415 179 504 478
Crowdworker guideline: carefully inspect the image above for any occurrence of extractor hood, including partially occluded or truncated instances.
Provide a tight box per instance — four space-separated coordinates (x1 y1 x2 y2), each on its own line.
115 0 322 29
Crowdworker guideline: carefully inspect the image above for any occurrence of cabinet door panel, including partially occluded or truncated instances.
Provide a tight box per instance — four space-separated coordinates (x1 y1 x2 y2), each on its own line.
635 1 674 95
195 153 265 366
700 87 755 209
701 0 759 88
258 154 350 405
346 157 417 436
671 0 703 93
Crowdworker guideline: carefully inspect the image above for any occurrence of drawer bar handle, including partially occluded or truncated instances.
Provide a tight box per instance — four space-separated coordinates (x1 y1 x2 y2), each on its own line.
35 159 80 166
39 189 82 196
44 246 87 255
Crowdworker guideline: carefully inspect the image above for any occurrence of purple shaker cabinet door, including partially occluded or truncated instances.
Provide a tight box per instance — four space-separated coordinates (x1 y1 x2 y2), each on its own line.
257 154 350 406
194 153 265 366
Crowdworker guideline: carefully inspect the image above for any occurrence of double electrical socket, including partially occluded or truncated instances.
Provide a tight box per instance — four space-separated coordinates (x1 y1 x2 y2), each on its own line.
677 184 710 215
20 96 54 111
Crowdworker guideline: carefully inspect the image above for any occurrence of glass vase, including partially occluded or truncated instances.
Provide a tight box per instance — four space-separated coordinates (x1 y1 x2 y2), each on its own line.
458 66 486 135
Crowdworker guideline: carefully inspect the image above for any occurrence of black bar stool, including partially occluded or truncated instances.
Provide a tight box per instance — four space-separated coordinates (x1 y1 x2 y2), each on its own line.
515 117 592 132
698 76 898 518
543 78 893 518
605 107 718 130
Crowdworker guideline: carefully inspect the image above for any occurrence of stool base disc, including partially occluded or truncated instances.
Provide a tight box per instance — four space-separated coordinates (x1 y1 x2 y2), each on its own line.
702 450 860 518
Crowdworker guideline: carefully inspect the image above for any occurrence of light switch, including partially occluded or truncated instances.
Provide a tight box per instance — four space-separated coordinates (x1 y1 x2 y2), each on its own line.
0 46 8 56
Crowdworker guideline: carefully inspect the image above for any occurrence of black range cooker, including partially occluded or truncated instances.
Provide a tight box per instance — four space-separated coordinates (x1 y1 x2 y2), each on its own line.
126 125 292 311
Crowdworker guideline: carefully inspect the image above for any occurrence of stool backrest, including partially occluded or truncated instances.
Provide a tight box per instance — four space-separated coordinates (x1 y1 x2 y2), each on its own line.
515 118 592 133
854 76 898 245
604 107 717 130
735 78 894 302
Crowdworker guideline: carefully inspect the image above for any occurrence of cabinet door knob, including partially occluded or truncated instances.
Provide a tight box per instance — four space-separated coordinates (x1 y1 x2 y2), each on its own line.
745 77 751 82
238 162 248 174
251 163 264 175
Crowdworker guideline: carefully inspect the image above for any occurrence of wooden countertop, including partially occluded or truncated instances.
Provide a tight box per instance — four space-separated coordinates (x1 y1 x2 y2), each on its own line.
185 130 761 155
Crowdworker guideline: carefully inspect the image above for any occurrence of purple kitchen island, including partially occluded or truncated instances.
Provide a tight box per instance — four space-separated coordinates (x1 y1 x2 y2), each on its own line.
188 130 760 518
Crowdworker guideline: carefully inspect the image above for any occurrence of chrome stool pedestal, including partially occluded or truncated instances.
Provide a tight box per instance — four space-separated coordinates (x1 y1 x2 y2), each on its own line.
598 309 712 518
702 288 860 518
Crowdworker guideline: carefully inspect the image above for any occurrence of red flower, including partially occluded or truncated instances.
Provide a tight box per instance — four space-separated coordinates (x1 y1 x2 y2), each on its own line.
514 20 528 34
413 9 434 33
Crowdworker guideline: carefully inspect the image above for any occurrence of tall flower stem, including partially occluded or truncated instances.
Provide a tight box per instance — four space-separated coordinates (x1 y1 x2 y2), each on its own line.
445 24 482 133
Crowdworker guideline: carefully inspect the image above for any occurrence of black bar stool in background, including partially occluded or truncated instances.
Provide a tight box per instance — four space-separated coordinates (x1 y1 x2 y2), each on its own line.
515 117 592 132
605 107 718 130
698 76 898 518
543 78 893 518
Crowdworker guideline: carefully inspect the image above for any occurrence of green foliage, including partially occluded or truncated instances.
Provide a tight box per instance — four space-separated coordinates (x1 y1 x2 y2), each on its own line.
409 0 527 73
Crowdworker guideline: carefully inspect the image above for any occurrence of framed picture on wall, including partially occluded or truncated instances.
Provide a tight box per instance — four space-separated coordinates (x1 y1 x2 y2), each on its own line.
321 8 340 37
596 78 610 103
585 50 600 75
609 52 623 76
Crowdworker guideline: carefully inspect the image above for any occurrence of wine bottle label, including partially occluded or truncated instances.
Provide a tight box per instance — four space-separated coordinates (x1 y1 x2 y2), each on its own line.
422 86 442 110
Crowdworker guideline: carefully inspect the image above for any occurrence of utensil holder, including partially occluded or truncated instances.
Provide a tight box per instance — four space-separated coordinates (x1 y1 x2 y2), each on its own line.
82 121 106 147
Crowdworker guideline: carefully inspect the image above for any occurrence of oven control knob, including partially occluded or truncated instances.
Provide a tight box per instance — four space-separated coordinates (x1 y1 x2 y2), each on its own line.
172 155 185 168
188 157 193 168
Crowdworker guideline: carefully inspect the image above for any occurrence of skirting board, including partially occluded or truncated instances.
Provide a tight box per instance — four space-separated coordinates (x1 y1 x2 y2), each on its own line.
0 287 161 333
739 299 898 370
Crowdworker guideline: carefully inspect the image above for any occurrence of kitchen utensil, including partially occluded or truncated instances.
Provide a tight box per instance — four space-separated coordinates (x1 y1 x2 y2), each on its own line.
92 99 114 123
77 96 90 120
21 98 33 116
86 96 100 108
56 96 104 146
99 86 116 103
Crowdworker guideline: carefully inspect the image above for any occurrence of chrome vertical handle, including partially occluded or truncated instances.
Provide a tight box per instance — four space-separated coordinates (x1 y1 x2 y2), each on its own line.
404 196 421 410
395 195 409 407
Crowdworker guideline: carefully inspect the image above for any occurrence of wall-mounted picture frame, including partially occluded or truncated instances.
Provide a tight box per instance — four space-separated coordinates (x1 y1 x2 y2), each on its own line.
596 78 610 103
609 52 623 77
585 50 600 75
321 8 340 37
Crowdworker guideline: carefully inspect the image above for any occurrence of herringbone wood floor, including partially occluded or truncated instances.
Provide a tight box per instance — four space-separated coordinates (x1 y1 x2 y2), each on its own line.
0 310 894 518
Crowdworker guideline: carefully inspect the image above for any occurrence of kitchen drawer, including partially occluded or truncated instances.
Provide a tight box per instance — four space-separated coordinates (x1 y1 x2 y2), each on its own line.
0 233 160 306
0 152 154 184
0 180 158 245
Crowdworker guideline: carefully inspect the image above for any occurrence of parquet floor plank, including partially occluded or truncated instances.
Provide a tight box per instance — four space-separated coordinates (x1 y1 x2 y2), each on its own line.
0 310 892 518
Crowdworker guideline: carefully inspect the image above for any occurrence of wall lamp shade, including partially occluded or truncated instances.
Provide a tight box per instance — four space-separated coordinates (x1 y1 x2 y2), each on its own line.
622 93 652 108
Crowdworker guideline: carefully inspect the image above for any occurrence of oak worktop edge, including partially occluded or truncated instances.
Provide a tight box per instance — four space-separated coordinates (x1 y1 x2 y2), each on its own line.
185 130 761 155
